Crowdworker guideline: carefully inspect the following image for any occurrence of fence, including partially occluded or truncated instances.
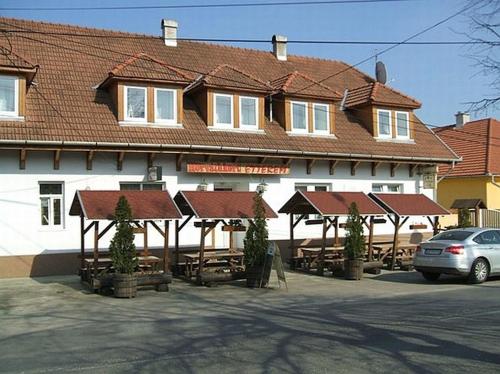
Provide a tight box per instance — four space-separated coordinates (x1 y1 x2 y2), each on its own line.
481 209 500 228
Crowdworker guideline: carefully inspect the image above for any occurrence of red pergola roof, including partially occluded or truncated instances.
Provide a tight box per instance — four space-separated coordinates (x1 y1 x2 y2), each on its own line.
174 191 278 219
369 193 449 216
279 191 386 216
69 190 182 220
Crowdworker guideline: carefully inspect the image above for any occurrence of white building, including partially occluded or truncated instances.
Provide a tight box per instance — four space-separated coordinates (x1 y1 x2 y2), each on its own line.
0 17 459 277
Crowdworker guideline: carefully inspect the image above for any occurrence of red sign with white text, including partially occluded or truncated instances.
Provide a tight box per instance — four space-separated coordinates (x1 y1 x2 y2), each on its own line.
186 163 290 175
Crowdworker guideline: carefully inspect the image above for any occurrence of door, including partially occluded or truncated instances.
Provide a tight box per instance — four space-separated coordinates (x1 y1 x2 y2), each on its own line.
473 230 500 273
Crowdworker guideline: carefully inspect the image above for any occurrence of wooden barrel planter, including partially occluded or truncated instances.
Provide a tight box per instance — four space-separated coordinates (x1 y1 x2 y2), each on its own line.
344 259 364 280
113 273 138 298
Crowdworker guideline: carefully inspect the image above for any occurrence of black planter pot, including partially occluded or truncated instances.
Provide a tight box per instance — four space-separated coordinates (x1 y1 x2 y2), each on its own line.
344 259 364 280
246 264 271 288
113 273 138 298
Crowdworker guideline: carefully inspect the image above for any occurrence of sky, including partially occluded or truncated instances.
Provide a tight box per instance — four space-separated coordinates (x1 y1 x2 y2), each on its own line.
1 0 498 126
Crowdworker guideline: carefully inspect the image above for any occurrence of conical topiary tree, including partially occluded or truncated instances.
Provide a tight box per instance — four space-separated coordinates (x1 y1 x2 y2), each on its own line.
458 208 473 228
344 202 365 260
244 192 269 268
110 196 138 274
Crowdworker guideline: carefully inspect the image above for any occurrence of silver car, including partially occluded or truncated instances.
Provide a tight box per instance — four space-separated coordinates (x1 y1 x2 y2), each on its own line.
413 227 500 283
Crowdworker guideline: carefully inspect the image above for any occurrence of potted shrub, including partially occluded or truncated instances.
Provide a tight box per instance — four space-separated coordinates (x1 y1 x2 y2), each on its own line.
458 208 473 228
343 202 365 280
110 196 139 298
244 192 270 288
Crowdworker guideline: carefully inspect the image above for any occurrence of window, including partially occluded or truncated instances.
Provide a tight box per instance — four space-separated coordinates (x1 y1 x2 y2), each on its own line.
473 231 500 245
239 96 258 129
372 183 403 193
430 230 474 242
291 101 308 133
214 93 233 127
155 88 176 124
120 182 165 191
124 86 147 121
313 103 329 134
396 111 410 138
39 183 63 227
0 75 18 117
377 109 392 138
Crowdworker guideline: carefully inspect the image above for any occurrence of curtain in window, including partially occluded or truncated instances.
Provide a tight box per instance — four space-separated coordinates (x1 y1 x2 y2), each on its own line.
293 103 307 129
378 111 391 135
397 113 409 137
0 77 15 113
314 105 328 131
216 96 232 124
240 97 256 126
157 90 174 120
127 88 145 119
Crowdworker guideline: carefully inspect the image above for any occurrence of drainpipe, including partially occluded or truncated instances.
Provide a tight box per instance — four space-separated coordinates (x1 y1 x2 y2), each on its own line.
269 95 273 122
437 161 456 183
489 174 500 189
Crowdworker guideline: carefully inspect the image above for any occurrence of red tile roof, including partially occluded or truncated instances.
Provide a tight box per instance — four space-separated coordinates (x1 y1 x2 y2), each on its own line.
278 191 386 215
69 190 182 220
195 64 272 93
344 82 421 109
270 70 342 100
434 118 500 177
174 191 278 219
0 17 456 163
369 193 449 216
0 46 36 70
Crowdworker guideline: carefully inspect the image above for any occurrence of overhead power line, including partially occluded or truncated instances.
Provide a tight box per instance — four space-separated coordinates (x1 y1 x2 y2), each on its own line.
0 0 422 12
0 29 493 45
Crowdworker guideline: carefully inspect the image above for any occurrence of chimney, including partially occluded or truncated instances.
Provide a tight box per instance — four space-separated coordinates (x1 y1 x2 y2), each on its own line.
161 19 178 47
272 34 287 61
455 111 470 128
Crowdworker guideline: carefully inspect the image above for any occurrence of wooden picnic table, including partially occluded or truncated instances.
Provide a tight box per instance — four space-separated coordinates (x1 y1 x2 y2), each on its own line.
299 247 344 272
184 250 244 278
81 255 161 283
373 244 418 267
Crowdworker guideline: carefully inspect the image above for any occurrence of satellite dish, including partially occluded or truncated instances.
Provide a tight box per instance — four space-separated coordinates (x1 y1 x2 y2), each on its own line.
375 61 387 84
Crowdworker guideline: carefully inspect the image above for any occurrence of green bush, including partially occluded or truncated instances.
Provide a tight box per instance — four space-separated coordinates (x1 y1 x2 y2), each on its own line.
458 208 473 228
244 193 269 267
109 196 138 274
343 202 366 260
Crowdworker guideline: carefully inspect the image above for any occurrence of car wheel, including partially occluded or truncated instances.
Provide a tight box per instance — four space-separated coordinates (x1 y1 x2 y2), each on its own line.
422 272 440 281
468 258 490 284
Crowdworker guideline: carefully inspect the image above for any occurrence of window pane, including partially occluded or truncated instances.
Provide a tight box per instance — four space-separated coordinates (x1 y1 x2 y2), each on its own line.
41 198 50 225
387 185 401 193
215 95 232 124
431 230 474 241
126 87 145 119
315 185 328 191
156 90 174 121
142 183 163 191
295 185 308 192
397 112 409 137
120 183 141 191
0 77 15 113
314 105 328 131
378 111 391 135
53 198 61 225
40 183 62 195
292 103 307 130
372 184 383 192
240 97 256 127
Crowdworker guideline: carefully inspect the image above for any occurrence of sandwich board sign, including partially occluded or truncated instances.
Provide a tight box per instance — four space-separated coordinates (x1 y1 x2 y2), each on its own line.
267 242 287 290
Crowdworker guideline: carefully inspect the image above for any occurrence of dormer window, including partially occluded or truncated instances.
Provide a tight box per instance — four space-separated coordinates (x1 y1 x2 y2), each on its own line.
377 109 392 138
155 88 176 124
239 96 258 129
313 103 329 134
214 93 233 128
291 101 308 133
124 86 147 122
396 111 410 138
0 75 19 117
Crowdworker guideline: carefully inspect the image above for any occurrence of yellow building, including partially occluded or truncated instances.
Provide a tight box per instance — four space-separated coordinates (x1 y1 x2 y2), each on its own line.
435 116 500 213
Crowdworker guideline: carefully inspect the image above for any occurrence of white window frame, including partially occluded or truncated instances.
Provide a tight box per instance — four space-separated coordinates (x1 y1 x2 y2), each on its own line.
377 109 392 138
312 103 329 135
119 182 165 191
239 95 258 130
395 111 410 139
124 85 147 122
0 75 19 117
39 182 64 227
213 93 234 128
372 183 403 193
154 88 177 125
291 101 308 134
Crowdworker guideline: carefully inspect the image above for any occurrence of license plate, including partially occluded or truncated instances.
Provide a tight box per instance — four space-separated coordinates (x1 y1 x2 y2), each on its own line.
425 249 442 255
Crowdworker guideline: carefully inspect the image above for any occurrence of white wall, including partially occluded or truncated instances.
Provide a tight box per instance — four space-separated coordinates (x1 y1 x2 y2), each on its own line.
0 150 435 257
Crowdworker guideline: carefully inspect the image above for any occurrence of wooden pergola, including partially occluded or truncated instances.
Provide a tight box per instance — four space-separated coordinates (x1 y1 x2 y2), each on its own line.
369 193 450 270
278 191 386 275
173 191 278 283
69 190 182 290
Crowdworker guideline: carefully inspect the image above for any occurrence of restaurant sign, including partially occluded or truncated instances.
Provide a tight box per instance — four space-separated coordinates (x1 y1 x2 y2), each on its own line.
187 162 290 175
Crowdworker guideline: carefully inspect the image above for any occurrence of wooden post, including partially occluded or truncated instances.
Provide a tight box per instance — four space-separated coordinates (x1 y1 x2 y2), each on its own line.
391 215 400 271
334 216 340 246
198 220 206 275
80 214 85 276
289 214 295 257
318 217 327 276
229 229 234 250
93 221 99 279
368 216 375 262
164 220 170 272
143 221 149 257
475 207 481 227
432 216 439 235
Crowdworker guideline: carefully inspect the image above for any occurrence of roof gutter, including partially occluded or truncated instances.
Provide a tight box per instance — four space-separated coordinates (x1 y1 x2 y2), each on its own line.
437 160 457 183
0 139 460 164
488 174 500 189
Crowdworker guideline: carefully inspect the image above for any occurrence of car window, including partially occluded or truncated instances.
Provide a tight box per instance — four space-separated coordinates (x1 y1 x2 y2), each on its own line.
474 231 500 245
430 230 474 241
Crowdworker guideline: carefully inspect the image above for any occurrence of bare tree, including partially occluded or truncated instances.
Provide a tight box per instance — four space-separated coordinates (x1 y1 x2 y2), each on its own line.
464 0 499 113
